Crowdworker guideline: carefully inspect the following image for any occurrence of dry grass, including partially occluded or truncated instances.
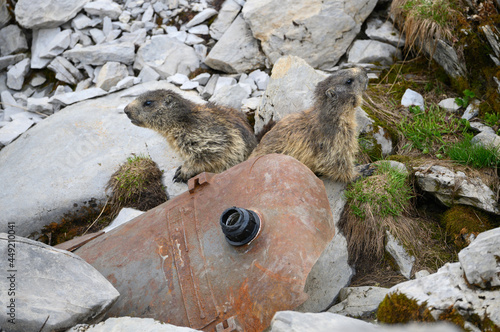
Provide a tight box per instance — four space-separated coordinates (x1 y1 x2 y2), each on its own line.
106 155 168 218
390 0 460 55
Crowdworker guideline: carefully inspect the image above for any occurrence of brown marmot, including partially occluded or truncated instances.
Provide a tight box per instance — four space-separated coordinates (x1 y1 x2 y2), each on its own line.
250 67 368 183
124 89 257 182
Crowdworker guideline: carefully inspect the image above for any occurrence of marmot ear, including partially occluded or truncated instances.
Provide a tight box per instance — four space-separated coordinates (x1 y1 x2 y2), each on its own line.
325 88 338 102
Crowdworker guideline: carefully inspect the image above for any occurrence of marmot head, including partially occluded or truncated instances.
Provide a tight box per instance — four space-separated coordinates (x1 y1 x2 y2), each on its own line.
124 89 194 131
314 67 368 114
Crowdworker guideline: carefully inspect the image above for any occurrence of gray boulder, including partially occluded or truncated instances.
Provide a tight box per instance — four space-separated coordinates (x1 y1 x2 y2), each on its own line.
328 286 389 317
0 25 28 56
388 262 500 329
414 165 499 214
134 35 199 78
458 227 500 289
348 39 402 66
15 0 90 29
471 131 500 147
242 0 377 70
254 55 326 133
64 42 136 66
0 233 119 331
205 14 265 73
270 311 460 332
0 81 202 237
67 317 201 332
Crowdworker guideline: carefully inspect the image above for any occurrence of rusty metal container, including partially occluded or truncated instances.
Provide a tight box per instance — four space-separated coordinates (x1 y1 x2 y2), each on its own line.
75 154 334 332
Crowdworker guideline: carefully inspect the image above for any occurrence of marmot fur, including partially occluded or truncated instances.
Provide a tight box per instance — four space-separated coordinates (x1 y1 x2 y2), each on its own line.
250 67 368 183
124 89 257 182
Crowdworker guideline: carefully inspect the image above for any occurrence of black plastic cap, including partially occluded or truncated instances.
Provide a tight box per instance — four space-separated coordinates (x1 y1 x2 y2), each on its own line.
220 207 261 246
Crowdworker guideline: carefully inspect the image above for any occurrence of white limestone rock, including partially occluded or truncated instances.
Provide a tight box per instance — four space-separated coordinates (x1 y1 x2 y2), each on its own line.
210 0 241 40
167 73 190 85
0 116 34 146
471 131 500 148
0 25 28 56
389 262 500 329
50 88 109 107
356 107 374 134
438 98 461 112
386 231 415 279
39 29 73 59
209 83 250 109
254 55 326 134
414 165 499 214
72 13 94 30
205 14 265 74
249 69 270 90
138 65 161 82
242 0 377 70
328 286 389 317
462 99 480 120
186 8 217 28
15 0 90 29
0 234 119 331
401 88 425 110
459 227 500 289
31 28 63 69
84 0 123 19
48 56 84 85
64 42 136 66
27 97 53 115
134 35 199 78
348 39 402 66
67 317 201 332
6 58 30 90
0 54 27 71
95 62 129 91
192 73 211 86
365 18 405 47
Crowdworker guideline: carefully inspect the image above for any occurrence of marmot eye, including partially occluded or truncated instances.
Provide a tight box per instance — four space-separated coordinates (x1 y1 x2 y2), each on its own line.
143 100 153 107
346 79 353 85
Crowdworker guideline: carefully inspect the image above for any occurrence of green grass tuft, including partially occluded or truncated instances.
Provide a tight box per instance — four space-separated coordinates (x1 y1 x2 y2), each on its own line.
447 134 500 168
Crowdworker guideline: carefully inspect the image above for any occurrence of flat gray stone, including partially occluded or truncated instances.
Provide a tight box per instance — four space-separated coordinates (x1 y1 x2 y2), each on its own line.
0 81 203 237
249 69 270 90
365 18 405 47
64 42 136 66
459 227 500 289
67 317 201 332
50 87 109 107
138 65 161 82
72 13 93 30
209 83 250 109
0 54 27 71
0 233 119 331
469 122 496 135
95 62 129 91
15 0 90 29
27 97 53 114
471 131 500 148
134 35 199 78
32 28 64 69
210 0 241 40
186 8 217 28
328 286 389 317
84 0 123 19
386 231 415 279
0 117 34 146
48 56 84 85
205 14 265 74
39 29 72 59
462 99 480 120
0 25 28 56
271 311 378 332
6 58 30 90
414 165 499 214
348 39 401 66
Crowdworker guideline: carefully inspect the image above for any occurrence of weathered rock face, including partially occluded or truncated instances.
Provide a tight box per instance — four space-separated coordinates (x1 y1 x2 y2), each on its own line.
388 262 500 329
15 0 90 29
205 14 266 74
254 55 326 133
385 231 415 279
458 227 500 289
242 0 377 70
0 233 119 331
0 81 201 237
414 165 499 215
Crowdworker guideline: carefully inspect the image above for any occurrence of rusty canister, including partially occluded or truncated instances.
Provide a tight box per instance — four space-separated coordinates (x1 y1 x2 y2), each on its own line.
75 154 334 331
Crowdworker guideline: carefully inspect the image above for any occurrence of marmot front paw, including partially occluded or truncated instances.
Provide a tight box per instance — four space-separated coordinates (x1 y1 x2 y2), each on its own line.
173 166 189 183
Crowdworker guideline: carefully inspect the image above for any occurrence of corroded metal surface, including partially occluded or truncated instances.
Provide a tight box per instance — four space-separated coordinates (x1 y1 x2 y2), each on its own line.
75 154 335 332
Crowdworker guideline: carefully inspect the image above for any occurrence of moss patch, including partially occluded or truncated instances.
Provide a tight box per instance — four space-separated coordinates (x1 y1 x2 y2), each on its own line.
377 292 435 324
106 155 168 218
441 205 493 249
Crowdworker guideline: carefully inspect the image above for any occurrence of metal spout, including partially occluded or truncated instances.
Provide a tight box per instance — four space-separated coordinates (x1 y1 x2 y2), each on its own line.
220 207 261 246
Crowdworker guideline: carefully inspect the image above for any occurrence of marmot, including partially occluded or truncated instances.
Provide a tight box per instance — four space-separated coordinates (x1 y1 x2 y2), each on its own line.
250 67 368 183
124 89 257 183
